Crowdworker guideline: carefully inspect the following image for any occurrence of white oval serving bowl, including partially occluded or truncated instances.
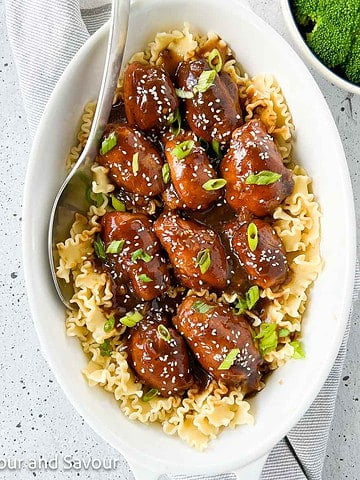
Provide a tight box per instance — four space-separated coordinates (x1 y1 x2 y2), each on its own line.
23 0 356 478
281 0 360 95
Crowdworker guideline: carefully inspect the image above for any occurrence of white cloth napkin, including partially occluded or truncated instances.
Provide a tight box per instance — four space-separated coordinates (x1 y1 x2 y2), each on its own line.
5 0 359 478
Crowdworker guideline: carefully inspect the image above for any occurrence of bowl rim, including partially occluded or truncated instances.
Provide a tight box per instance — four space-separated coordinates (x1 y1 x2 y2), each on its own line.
23 0 357 475
281 0 360 95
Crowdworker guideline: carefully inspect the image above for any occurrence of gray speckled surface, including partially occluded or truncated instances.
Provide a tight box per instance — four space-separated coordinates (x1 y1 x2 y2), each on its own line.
0 0 359 478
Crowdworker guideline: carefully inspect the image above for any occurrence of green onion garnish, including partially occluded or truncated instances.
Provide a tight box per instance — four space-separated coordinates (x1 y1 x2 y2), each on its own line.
208 49 223 73
255 323 278 356
137 273 153 283
202 178 227 191
87 189 105 207
175 88 194 99
104 315 115 333
290 340 305 359
94 235 106 260
218 348 240 370
119 311 143 328
132 152 139 175
106 239 125 254
171 140 195 160
247 222 258 252
100 131 117 155
278 328 290 337
162 163 171 184
211 139 222 159
246 285 260 310
168 108 182 136
142 388 159 402
193 69 217 94
157 324 172 342
233 285 260 315
131 249 153 263
192 301 215 314
111 196 126 212
233 296 248 315
245 171 282 185
196 248 211 274
100 339 112 357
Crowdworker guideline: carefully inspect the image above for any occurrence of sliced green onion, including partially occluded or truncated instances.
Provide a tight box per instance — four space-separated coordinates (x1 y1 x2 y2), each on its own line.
196 248 211 274
87 189 105 207
94 235 106 260
104 315 115 333
233 296 248 315
100 339 112 357
168 108 182 136
246 285 260 310
247 222 258 252
171 140 195 160
142 388 159 402
157 324 172 342
119 311 143 328
233 286 260 314
132 152 139 175
218 348 240 370
290 340 305 359
106 239 125 254
208 49 223 73
245 171 282 185
193 69 217 94
100 131 117 155
192 301 215 314
211 139 222 159
175 88 194 99
255 323 278 356
278 328 290 337
111 196 126 212
131 249 153 263
202 178 227 191
137 273 153 283
162 163 171 184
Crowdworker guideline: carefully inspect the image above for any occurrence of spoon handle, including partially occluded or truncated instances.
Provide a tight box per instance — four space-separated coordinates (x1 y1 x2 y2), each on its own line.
48 0 130 308
80 0 130 163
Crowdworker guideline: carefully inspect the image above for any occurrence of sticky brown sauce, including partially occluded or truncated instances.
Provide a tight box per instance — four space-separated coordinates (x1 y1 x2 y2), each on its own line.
158 49 183 78
94 100 269 394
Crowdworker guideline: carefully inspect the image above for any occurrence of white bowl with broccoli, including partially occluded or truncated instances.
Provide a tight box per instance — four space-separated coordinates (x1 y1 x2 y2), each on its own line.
281 0 360 94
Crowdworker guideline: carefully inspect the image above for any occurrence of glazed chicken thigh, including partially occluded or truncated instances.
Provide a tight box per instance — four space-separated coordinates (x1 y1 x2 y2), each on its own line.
154 212 228 290
230 218 289 289
98 124 165 197
123 62 179 132
174 295 263 394
220 119 294 216
127 317 194 396
164 131 223 210
101 212 169 301
177 59 242 144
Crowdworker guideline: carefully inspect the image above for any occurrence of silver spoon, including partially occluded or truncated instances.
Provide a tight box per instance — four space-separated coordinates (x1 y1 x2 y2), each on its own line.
48 0 130 309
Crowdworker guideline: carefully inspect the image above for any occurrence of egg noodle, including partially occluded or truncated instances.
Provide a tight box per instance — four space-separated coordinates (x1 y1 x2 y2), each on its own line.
56 25 322 450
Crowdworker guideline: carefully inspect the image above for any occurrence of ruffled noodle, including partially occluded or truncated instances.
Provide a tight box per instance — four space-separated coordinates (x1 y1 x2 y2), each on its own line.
66 102 96 170
264 343 295 370
244 74 294 160
261 166 322 349
57 26 322 449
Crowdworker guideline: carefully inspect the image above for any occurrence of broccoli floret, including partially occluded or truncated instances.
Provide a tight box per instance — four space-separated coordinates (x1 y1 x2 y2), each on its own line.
292 0 360 71
344 33 360 84
292 0 320 27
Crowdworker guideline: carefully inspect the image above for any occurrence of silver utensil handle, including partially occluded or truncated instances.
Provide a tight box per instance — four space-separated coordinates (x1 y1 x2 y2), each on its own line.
70 0 130 177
